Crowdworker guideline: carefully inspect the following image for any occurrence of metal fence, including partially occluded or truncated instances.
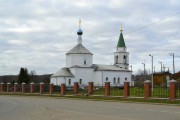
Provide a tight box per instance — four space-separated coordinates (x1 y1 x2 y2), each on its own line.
65 86 74 95
1 82 180 101
152 84 169 98
130 81 144 97
177 82 180 99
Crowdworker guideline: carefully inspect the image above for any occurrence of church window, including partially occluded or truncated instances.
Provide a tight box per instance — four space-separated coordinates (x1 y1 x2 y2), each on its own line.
113 77 116 84
84 60 86 65
79 79 82 85
68 79 71 85
105 77 108 81
125 77 127 81
116 56 118 64
117 77 120 84
123 55 127 64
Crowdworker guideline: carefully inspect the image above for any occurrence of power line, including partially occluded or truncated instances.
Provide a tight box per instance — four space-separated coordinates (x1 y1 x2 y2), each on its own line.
166 26 180 52
93 11 180 45
125 11 180 35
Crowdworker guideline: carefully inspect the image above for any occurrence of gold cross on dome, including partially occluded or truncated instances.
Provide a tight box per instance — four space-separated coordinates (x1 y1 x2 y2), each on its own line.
120 24 123 32
79 19 81 28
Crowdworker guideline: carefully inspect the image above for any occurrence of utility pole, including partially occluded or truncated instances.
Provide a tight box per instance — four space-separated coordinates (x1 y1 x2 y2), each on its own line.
149 54 154 91
169 53 175 74
162 64 166 72
142 62 146 81
158 61 162 73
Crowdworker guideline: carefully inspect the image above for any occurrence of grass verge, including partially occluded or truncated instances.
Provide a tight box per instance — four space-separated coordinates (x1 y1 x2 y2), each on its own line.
1 93 180 105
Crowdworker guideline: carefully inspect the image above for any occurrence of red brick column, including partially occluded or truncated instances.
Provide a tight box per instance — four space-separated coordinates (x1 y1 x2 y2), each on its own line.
88 82 94 95
0 82 4 93
144 80 151 99
105 82 110 96
39 82 44 94
30 82 34 93
124 81 130 97
170 80 177 101
74 82 79 95
22 82 26 93
14 82 18 93
49 83 54 95
61 83 66 95
7 82 11 93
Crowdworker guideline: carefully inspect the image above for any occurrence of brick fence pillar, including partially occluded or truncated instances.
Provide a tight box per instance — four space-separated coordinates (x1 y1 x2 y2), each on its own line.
170 79 177 101
7 82 11 93
49 83 54 95
61 83 66 95
22 82 26 93
74 82 79 95
88 82 94 96
144 80 151 99
124 81 130 97
105 82 110 96
39 82 44 94
0 82 4 93
14 82 18 93
30 82 34 93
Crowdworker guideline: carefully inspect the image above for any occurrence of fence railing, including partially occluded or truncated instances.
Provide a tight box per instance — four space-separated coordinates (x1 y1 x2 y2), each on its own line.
0 80 179 101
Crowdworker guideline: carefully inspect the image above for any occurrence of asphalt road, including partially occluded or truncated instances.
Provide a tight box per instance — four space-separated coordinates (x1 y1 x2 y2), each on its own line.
0 95 179 120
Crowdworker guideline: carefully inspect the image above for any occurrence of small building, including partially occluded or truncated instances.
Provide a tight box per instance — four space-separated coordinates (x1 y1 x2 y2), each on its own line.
153 72 171 86
50 23 132 87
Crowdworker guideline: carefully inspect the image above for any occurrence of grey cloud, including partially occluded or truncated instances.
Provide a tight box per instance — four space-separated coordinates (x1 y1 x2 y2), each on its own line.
0 0 180 75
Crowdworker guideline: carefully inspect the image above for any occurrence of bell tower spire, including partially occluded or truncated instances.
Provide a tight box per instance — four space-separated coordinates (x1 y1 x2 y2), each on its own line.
114 24 129 70
117 24 126 51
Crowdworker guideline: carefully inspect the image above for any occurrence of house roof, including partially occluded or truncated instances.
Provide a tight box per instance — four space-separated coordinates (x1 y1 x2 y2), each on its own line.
92 64 131 71
66 44 93 55
51 68 74 77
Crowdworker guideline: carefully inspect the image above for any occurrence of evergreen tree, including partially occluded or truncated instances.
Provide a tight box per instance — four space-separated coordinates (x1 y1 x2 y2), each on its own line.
17 67 30 83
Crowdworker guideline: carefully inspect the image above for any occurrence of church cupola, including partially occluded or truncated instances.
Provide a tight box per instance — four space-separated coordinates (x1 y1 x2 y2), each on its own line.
77 28 83 35
114 25 129 70
66 20 93 68
77 20 83 44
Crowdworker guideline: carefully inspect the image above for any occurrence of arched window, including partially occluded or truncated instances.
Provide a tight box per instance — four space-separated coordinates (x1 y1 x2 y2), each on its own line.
117 77 120 84
79 79 82 85
124 55 127 64
116 56 118 64
68 79 71 85
84 60 86 65
105 77 108 81
125 77 127 81
113 77 116 84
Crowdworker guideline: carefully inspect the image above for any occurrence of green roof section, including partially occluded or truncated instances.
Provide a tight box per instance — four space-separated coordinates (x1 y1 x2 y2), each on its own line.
117 32 126 48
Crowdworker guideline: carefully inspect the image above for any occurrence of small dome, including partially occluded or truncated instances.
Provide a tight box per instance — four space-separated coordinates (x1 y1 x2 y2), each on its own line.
77 28 83 35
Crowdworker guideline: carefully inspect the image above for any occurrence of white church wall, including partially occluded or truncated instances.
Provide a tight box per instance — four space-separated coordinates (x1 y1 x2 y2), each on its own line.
69 67 94 86
94 71 103 86
94 71 132 86
50 76 75 86
93 70 132 86
66 54 93 67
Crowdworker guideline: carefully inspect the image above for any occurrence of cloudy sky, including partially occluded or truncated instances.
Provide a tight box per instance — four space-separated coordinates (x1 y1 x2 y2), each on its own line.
0 0 180 75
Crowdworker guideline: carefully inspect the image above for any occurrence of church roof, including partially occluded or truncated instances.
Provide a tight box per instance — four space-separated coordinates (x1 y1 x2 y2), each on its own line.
66 44 93 55
51 68 74 77
117 32 126 48
92 64 131 71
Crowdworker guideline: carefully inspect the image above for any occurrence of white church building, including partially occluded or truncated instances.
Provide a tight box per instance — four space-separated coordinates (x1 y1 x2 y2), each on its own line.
50 23 132 87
